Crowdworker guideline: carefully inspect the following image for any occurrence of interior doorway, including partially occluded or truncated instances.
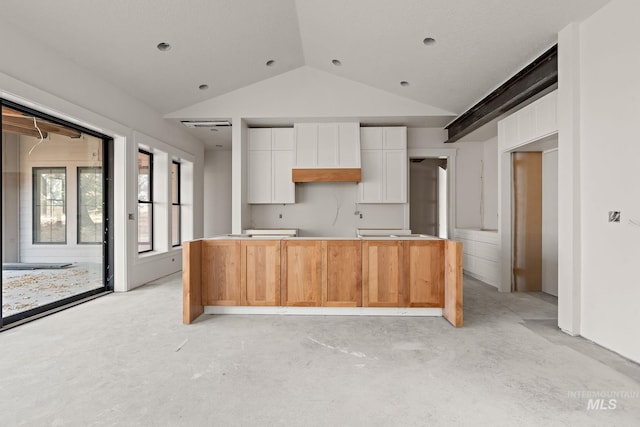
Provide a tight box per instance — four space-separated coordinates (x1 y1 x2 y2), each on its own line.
509 139 558 296
409 158 448 238
1 100 114 328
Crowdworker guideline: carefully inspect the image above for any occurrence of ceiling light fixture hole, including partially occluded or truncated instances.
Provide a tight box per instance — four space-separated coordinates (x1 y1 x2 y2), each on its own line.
157 42 172 52
266 59 275 67
210 128 219 132
199 84 209 90
332 59 342 66
423 37 436 46
400 81 410 87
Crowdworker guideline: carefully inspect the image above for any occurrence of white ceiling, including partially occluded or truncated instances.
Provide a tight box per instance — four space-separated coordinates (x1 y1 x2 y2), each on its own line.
1 0 609 149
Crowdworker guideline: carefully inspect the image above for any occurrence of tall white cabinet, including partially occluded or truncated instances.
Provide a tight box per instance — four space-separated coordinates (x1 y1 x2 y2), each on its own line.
247 128 295 204
358 127 407 203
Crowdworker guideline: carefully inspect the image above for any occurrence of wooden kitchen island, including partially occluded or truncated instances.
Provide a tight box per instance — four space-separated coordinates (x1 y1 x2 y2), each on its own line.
183 236 463 327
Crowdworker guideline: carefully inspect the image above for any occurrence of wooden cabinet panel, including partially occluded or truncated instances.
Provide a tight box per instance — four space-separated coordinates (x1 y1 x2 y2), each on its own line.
202 240 241 305
322 240 362 307
241 240 281 306
282 240 322 306
338 123 361 167
403 241 444 307
362 240 403 307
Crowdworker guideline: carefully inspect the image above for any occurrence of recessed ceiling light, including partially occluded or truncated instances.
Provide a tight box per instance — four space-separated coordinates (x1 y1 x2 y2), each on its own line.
400 81 410 87
199 84 209 90
157 42 172 52
423 37 436 46
215 144 223 148
332 59 342 66
266 59 275 67
210 128 219 132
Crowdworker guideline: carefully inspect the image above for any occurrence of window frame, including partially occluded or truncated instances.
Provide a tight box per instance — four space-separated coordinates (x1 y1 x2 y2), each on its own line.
32 166 67 245
171 160 181 248
138 149 154 254
77 166 103 245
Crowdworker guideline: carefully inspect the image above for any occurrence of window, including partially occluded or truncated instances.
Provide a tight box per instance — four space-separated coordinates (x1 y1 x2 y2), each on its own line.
33 167 66 243
138 150 153 253
171 161 181 247
77 167 103 244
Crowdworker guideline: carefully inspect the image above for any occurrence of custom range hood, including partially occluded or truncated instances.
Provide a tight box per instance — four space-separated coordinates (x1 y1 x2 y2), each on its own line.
291 122 361 183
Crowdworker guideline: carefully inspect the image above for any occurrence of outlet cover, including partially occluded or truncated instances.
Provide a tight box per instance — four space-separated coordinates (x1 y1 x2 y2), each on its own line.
608 211 621 222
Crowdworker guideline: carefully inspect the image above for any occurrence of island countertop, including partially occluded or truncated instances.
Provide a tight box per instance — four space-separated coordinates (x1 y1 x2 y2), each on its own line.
183 236 462 327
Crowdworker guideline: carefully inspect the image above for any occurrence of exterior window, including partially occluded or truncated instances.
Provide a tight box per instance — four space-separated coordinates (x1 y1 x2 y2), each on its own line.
77 167 103 244
33 167 66 243
138 150 153 253
171 161 181 247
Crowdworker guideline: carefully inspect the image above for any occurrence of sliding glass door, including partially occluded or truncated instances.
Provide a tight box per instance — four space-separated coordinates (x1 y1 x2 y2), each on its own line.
1 100 113 327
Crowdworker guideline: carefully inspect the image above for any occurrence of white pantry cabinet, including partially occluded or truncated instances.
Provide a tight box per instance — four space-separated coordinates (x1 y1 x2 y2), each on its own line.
247 128 295 204
294 123 360 168
358 127 407 203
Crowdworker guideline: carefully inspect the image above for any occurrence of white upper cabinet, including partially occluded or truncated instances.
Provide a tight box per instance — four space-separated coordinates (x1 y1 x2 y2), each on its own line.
294 122 360 168
358 126 407 203
247 128 295 204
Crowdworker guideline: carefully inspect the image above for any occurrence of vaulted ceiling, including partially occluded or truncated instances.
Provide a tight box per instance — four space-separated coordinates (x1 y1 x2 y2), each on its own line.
1 0 608 133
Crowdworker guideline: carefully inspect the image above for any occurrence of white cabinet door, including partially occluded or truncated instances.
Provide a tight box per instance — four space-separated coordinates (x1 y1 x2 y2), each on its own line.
317 124 339 166
360 127 383 150
383 149 407 203
383 127 406 150
247 150 272 203
358 150 383 203
294 124 317 167
248 128 272 151
272 128 295 151
272 150 295 203
338 123 360 167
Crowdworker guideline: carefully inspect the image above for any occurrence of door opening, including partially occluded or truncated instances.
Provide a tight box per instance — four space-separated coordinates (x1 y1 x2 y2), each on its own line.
1 100 113 328
409 158 448 238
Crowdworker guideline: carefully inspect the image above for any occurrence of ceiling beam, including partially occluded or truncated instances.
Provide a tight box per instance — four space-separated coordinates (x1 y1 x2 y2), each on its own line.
2 115 81 138
445 44 557 143
2 124 49 139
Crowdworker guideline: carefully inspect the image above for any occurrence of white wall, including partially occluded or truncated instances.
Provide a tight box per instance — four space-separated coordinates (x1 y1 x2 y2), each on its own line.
251 184 406 237
455 144 483 228
204 150 232 236
542 149 558 296
482 137 498 230
566 0 640 362
0 20 205 291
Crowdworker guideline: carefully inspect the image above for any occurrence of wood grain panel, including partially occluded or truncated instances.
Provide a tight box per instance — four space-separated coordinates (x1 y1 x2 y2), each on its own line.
322 240 362 307
362 240 403 307
403 240 444 307
512 152 542 291
282 240 322 306
241 240 281 306
443 240 463 327
202 240 241 305
182 240 203 324
292 168 361 182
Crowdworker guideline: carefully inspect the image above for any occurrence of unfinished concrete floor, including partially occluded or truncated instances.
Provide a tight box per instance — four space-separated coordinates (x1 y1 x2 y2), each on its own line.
0 274 639 426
